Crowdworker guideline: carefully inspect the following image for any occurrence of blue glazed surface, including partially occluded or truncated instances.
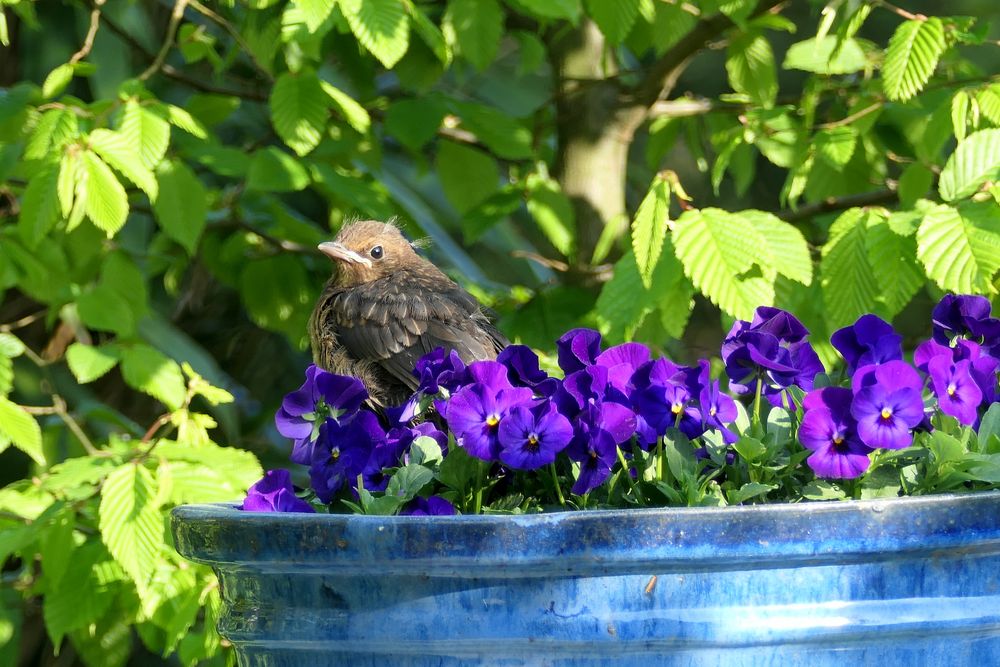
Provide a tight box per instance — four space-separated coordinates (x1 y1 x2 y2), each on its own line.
172 493 1000 666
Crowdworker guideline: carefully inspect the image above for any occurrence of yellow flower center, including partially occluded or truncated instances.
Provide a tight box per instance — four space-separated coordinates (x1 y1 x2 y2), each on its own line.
833 436 844 445
486 415 499 427
528 433 539 445
947 384 956 397
880 407 893 420
709 407 717 417
671 403 683 415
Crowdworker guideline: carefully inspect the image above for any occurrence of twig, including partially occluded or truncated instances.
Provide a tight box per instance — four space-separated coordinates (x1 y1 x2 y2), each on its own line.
777 189 898 223
69 0 106 64
140 0 191 81
141 413 172 444
815 101 884 130
876 1 926 22
0 310 46 333
187 0 274 82
511 250 570 272
51 395 100 455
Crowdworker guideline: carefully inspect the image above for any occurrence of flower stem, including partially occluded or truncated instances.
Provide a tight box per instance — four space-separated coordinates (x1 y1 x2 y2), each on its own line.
753 378 764 434
549 463 566 507
616 446 646 504
473 460 486 514
656 437 665 482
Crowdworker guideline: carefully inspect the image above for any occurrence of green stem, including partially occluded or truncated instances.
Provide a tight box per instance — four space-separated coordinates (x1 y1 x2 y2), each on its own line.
656 437 664 482
549 463 566 507
473 460 486 515
616 446 646 504
753 377 764 434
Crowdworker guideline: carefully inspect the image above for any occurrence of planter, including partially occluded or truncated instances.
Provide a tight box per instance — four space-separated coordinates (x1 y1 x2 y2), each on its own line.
172 493 1000 666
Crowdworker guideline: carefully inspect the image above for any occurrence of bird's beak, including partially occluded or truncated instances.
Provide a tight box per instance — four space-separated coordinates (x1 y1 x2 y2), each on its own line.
318 242 372 267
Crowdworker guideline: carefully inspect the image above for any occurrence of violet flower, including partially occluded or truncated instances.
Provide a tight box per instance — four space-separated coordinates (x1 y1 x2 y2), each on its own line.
445 361 535 461
799 388 872 479
698 361 738 443
830 314 903 375
928 356 983 425
497 345 560 396
277 366 369 465
916 338 1000 405
498 402 573 470
556 328 602 374
931 294 1000 348
722 308 824 408
850 361 925 450
594 342 652 394
414 347 468 395
400 496 457 516
242 469 315 513
569 427 618 495
309 411 386 503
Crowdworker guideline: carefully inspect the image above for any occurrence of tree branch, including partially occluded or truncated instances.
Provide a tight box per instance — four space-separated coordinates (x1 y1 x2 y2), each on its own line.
777 189 898 223
69 0 106 64
140 0 190 81
187 0 274 83
629 0 786 112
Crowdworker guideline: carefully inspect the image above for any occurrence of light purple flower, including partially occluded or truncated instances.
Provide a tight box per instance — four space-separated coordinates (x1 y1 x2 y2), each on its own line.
556 328 602 374
850 362 925 450
799 388 872 479
242 469 315 513
498 402 573 470
928 356 983 425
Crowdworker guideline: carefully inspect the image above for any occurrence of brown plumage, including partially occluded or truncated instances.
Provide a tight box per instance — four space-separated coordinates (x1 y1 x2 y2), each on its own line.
309 220 508 406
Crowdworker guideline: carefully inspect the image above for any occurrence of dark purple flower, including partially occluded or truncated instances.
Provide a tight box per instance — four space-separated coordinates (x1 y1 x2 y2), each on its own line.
413 348 468 395
932 294 1000 348
278 367 369 465
698 361 738 443
830 314 903 375
446 362 535 461
631 380 703 440
595 343 652 393
497 345 559 396
242 469 315 513
915 338 1000 405
799 388 872 479
498 402 573 470
569 428 618 495
400 496 457 516
850 362 925 450
309 411 386 503
928 356 983 425
556 328 602 374
722 308 824 408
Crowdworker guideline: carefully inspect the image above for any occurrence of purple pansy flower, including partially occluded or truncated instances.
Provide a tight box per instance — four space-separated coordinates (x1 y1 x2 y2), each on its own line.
414 348 468 395
799 388 872 479
278 367 369 465
831 314 903 375
928 356 983 425
309 411 386 503
850 362 925 450
242 469 315 513
915 338 1000 406
445 361 535 461
932 294 1000 348
497 345 560 396
498 402 573 470
569 428 618 495
698 361 738 443
722 308 824 408
400 496 457 516
556 328 602 374
595 343 652 394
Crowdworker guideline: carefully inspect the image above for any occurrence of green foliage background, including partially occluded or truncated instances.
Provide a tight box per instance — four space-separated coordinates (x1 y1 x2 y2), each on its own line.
1 0 1000 664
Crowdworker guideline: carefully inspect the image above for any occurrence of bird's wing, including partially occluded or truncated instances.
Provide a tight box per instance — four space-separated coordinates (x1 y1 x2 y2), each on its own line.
329 273 505 391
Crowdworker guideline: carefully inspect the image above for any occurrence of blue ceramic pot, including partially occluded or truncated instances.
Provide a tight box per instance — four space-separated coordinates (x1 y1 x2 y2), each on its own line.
172 493 1000 666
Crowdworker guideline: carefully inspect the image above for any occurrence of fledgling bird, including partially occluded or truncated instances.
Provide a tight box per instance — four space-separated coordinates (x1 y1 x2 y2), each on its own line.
309 220 508 406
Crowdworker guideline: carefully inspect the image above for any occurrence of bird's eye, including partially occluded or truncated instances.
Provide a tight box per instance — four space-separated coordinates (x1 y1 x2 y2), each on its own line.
370 245 383 259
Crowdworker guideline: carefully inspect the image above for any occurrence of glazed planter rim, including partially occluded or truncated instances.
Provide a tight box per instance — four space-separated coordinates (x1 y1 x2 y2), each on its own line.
172 491 1000 577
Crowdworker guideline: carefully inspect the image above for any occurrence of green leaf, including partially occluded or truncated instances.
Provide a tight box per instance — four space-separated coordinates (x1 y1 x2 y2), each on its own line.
340 0 410 68
585 0 640 44
939 128 1000 201
0 334 24 358
40 504 76 588
782 36 867 75
119 99 170 168
631 176 670 288
385 463 434 502
247 147 311 192
294 0 337 32
88 128 158 200
163 104 209 139
513 0 580 22
121 344 187 410
898 163 934 208
882 18 945 102
866 212 923 320
17 162 61 247
25 108 78 161
156 440 262 492
43 544 124 649
525 174 575 257
408 2 451 65
57 150 79 219
240 255 314 346
385 98 446 150
443 0 502 71
154 160 208 254
82 151 129 237
726 32 777 107
917 201 1000 294
66 343 121 384
42 63 74 99
99 463 163 589
0 396 43 465
728 481 776 505
271 70 329 156
977 86 1000 127
672 208 774 320
319 80 370 134
596 246 692 341
814 126 857 170
436 139 499 214
952 89 970 142
77 283 135 336
450 101 534 160
979 403 1000 446
742 210 812 286
820 208 879 328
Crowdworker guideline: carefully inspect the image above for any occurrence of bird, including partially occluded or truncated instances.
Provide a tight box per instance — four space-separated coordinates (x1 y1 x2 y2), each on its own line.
309 220 509 406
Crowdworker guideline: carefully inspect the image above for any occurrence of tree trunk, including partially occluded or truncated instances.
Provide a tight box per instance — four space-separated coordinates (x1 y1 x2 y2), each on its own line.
549 20 644 274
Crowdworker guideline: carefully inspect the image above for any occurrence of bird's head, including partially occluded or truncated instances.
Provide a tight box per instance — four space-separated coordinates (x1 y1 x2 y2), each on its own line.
318 220 424 286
